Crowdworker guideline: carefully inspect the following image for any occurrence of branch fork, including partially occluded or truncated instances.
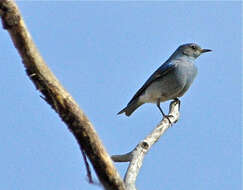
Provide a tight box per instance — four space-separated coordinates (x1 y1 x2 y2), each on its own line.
112 99 180 190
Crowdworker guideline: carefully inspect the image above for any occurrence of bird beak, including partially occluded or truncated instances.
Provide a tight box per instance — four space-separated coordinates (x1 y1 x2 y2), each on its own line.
201 49 212 53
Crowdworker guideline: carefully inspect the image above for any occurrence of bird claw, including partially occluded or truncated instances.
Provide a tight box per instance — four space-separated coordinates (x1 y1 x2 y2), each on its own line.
162 114 174 125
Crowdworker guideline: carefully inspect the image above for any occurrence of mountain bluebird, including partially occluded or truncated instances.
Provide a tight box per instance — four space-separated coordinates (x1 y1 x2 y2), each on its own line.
118 43 211 118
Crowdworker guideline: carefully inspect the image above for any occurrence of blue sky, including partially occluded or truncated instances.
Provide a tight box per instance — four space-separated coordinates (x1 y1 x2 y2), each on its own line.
0 1 241 190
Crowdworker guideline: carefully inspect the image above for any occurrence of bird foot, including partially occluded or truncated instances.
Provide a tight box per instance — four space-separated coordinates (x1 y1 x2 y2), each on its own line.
162 114 174 125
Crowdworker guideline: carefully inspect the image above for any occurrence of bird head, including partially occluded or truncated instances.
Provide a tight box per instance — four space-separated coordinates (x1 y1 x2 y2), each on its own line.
179 43 212 59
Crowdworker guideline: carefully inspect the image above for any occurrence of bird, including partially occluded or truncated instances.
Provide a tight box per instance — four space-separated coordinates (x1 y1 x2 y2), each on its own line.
118 43 211 118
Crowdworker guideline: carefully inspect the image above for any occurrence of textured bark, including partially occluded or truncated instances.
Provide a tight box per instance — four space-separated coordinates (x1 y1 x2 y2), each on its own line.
0 1 125 190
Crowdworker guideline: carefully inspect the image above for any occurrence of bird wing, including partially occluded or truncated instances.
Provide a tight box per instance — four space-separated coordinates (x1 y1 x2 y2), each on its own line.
127 61 176 105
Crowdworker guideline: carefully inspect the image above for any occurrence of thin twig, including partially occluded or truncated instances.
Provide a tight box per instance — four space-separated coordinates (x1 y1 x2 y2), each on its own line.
81 148 93 184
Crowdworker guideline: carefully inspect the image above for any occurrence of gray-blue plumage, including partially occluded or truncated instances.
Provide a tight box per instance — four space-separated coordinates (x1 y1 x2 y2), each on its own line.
118 43 211 116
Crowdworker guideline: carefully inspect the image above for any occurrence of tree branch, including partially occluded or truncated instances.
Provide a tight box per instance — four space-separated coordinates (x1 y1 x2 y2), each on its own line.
112 100 180 190
0 1 125 189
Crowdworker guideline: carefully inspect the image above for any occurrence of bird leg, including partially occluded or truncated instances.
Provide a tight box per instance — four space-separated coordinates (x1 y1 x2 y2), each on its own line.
174 98 181 110
156 99 172 124
156 100 166 116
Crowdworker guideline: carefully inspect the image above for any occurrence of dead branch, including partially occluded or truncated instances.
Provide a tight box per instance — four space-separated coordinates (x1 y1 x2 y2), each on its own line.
112 100 180 190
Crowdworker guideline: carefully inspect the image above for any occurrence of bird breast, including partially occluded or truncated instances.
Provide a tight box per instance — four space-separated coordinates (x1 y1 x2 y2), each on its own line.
139 61 197 103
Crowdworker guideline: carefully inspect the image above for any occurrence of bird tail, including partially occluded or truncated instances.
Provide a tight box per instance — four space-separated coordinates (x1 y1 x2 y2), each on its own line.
117 101 143 116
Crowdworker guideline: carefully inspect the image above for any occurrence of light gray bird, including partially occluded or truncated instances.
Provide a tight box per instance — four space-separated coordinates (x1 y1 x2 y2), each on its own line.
118 43 211 118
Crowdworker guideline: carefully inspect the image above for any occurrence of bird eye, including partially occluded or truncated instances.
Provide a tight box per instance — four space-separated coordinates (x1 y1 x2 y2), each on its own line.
191 45 196 50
